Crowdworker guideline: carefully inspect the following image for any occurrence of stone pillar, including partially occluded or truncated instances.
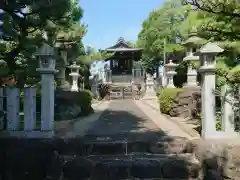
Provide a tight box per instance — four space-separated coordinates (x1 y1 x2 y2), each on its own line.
164 60 178 88
69 62 80 92
35 43 57 135
197 42 224 139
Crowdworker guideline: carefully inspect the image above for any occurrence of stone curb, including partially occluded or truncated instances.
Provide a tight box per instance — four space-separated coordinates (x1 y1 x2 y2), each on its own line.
55 101 110 137
91 100 104 108
66 101 111 137
140 100 200 139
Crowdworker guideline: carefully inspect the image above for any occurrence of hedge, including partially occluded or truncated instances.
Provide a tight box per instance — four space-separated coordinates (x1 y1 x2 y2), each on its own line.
158 88 183 115
76 90 93 116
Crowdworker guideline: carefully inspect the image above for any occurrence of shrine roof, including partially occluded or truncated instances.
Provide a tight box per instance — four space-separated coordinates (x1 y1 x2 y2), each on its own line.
105 37 142 52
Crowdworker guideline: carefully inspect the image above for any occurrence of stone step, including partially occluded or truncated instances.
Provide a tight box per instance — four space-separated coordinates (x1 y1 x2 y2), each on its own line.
63 153 200 180
59 135 191 155
0 136 192 156
54 136 191 155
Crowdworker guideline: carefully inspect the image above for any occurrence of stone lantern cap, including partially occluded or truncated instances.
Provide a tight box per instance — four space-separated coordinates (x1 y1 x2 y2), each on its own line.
34 42 55 57
164 60 178 68
183 54 199 61
194 42 224 56
69 61 80 69
182 26 204 46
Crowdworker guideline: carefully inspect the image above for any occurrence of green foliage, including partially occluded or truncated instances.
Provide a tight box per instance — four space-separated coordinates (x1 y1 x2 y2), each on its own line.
0 0 86 87
137 0 188 74
158 88 183 114
76 90 93 116
183 0 240 40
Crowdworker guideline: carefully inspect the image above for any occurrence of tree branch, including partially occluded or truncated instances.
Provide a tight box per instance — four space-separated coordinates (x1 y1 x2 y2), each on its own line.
183 0 240 18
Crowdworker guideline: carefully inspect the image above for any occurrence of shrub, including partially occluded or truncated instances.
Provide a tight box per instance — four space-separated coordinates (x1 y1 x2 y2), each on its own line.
158 88 183 115
76 90 93 116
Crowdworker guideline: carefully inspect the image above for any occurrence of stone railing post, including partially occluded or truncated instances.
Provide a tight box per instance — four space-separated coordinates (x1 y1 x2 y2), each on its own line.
132 69 135 84
35 43 57 135
108 69 112 83
196 42 224 139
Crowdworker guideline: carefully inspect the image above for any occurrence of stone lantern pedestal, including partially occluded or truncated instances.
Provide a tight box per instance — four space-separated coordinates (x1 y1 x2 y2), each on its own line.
69 62 80 92
35 43 58 136
165 60 178 88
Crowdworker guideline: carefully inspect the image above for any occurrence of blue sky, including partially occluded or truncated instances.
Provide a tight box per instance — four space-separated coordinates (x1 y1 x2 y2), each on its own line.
79 0 164 49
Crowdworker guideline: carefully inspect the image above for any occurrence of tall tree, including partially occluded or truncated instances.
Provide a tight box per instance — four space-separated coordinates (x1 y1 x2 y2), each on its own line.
0 0 85 86
137 0 187 74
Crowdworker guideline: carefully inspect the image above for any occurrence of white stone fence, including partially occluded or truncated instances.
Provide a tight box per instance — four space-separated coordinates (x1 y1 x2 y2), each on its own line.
0 43 57 138
0 87 53 137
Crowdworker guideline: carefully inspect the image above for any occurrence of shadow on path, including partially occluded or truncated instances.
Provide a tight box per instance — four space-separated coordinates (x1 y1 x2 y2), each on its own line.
85 100 164 141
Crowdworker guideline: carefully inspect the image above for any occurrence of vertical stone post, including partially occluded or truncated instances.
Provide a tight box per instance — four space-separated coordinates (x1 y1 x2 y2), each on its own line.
69 62 80 92
132 69 135 84
108 69 112 83
164 60 178 88
196 42 224 138
221 85 235 133
7 88 20 131
35 43 57 135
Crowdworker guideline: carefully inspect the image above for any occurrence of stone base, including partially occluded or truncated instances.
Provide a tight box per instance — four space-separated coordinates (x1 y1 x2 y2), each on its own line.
71 87 79 92
166 84 175 88
183 84 201 89
142 96 157 100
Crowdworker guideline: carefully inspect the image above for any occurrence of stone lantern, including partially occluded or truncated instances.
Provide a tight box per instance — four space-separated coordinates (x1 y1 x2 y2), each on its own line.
195 42 224 138
34 42 57 135
69 61 80 92
182 26 204 87
165 60 178 88
55 38 70 90
143 73 156 100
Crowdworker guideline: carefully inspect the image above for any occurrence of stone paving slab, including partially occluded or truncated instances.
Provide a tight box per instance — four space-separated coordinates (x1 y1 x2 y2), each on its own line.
55 101 111 137
84 100 166 140
134 100 193 140
140 99 201 139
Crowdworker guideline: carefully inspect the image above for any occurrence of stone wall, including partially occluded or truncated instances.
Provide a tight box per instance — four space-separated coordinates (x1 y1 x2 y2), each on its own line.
170 87 201 120
0 137 239 180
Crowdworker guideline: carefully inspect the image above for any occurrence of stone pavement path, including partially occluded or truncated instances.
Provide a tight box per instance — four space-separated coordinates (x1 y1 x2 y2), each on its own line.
84 100 165 140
